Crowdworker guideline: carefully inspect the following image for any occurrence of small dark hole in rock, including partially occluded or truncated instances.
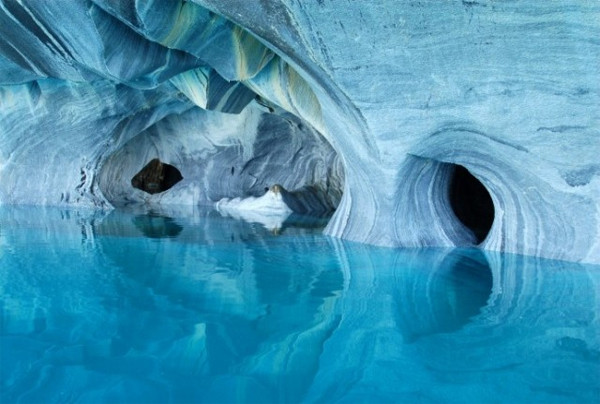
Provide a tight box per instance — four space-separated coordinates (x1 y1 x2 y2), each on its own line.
131 158 183 195
449 165 494 244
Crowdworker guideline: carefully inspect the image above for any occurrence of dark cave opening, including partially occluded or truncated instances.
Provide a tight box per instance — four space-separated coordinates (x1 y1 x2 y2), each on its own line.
131 158 183 195
449 165 494 244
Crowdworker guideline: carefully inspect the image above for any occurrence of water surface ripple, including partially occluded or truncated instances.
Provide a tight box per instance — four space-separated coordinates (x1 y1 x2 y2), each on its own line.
1 206 599 403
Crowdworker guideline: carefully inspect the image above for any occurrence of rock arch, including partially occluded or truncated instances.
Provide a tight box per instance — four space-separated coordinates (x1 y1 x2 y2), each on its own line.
405 128 595 260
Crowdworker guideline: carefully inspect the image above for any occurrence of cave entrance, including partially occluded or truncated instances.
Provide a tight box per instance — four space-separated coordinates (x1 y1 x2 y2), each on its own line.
449 165 494 244
131 158 183 195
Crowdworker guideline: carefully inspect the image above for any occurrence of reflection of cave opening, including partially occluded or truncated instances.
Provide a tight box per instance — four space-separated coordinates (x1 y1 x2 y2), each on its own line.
131 158 183 195
132 214 183 239
449 165 494 244
398 249 494 343
443 250 493 327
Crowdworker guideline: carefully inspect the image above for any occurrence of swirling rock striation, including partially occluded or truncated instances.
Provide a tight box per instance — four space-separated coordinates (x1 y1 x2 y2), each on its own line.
0 0 598 263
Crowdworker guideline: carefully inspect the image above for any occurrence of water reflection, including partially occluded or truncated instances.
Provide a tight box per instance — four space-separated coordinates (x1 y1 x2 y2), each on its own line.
132 214 183 239
395 249 493 343
94 205 328 245
0 206 598 403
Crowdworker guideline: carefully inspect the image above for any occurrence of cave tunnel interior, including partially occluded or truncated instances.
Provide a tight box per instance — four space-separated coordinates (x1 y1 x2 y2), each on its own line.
449 165 495 244
131 158 183 195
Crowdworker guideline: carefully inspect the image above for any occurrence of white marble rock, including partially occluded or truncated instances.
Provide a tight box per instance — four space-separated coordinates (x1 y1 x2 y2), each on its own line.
0 0 598 263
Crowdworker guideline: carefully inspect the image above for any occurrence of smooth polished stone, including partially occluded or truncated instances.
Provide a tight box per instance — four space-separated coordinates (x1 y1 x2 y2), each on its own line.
0 1 598 262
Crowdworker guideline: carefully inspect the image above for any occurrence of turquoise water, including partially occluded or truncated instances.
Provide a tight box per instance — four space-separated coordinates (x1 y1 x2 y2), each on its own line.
1 206 599 404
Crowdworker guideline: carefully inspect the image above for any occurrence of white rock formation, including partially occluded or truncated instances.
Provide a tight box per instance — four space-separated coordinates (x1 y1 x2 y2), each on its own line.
216 185 293 232
0 1 598 263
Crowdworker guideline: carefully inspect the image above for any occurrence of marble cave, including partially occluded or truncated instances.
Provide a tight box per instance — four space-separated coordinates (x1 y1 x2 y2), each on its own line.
0 0 599 264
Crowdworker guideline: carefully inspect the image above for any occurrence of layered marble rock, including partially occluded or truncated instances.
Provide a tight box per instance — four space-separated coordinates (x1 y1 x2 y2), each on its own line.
0 0 598 263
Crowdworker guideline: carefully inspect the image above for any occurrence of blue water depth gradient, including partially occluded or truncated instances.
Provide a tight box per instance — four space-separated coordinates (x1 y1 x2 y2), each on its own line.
1 206 599 403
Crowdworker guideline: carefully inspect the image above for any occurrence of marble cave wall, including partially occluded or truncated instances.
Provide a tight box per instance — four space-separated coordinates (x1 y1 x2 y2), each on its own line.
0 0 598 263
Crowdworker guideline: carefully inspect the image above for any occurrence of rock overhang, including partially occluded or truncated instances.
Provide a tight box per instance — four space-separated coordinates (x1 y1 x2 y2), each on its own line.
0 0 598 263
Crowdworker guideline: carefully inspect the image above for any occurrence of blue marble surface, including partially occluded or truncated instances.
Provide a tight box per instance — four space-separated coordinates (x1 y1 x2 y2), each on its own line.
0 1 599 262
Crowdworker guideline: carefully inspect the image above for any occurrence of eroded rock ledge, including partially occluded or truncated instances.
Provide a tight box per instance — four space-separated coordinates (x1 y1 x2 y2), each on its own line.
0 0 598 263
